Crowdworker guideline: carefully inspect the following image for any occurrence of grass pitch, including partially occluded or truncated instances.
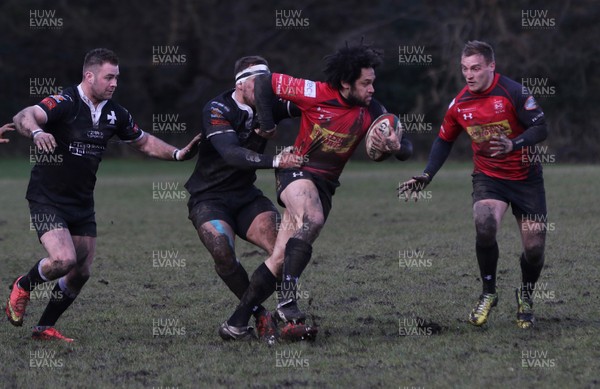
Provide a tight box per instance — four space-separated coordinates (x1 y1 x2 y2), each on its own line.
0 158 598 388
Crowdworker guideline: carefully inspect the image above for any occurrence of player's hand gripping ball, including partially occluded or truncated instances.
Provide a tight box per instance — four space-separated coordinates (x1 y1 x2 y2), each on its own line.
365 113 402 161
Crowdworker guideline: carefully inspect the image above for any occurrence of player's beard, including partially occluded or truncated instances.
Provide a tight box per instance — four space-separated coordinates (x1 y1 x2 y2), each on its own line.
346 86 371 107
91 87 113 102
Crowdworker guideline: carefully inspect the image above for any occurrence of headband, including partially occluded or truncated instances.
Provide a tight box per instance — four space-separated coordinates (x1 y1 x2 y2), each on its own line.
235 64 270 84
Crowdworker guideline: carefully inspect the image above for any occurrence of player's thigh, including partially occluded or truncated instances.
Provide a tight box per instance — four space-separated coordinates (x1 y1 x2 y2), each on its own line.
471 173 510 229
236 193 278 252
280 179 324 227
189 200 237 258
40 228 77 265
510 176 547 255
245 210 278 255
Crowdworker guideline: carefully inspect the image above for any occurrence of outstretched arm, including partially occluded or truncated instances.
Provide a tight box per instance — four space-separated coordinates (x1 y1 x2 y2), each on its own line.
398 136 454 200
210 132 302 169
423 136 454 178
129 132 202 161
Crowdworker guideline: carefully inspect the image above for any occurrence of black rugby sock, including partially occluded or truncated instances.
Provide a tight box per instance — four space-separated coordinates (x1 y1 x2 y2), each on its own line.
18 259 47 292
279 238 312 304
217 261 266 317
476 242 499 294
217 262 265 316
520 252 544 301
228 263 277 327
37 282 76 327
218 261 250 300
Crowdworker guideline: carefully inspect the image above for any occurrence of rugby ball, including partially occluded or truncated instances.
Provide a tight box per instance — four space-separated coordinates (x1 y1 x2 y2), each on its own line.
365 113 402 161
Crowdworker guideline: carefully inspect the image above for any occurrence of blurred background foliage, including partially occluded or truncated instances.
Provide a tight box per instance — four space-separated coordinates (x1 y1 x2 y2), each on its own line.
1 0 597 161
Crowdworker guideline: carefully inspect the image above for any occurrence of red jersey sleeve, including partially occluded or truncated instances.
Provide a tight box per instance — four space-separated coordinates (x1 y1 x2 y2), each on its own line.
438 98 463 142
271 73 320 110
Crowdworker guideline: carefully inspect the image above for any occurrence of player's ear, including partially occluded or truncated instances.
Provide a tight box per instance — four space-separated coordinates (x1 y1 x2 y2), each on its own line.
340 80 351 95
489 61 496 71
83 70 94 85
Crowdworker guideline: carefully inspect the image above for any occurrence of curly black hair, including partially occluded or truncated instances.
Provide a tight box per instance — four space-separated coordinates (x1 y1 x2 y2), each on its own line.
323 42 383 90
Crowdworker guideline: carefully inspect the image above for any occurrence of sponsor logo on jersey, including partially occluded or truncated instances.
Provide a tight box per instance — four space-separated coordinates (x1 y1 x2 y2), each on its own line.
463 113 473 120
40 94 71 111
210 107 225 118
466 120 512 143
524 95 539 111
456 106 476 113
68 141 105 157
51 94 69 103
87 130 104 139
308 124 356 154
40 97 57 111
304 80 316 98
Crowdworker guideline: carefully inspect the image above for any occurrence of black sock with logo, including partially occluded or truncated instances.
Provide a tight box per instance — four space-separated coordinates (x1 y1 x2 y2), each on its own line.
476 242 499 294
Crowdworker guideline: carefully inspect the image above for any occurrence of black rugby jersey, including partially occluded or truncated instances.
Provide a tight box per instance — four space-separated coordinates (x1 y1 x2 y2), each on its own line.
27 85 143 209
185 90 296 198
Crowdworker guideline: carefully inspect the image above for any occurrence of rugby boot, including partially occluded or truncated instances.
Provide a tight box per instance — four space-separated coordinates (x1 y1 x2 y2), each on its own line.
516 287 535 329
218 321 256 341
32 327 74 343
468 292 498 326
6 276 30 326
280 322 318 342
276 299 306 324
255 310 278 345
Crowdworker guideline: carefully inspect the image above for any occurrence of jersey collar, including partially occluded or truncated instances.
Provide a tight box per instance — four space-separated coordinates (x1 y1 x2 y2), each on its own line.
77 84 109 128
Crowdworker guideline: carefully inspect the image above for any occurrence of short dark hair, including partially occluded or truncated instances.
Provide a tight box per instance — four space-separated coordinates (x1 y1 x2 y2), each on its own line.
323 42 383 89
234 55 269 77
462 41 495 64
83 48 119 74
